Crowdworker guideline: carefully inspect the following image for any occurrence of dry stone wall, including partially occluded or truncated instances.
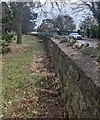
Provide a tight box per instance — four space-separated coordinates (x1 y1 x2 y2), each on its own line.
37 35 100 119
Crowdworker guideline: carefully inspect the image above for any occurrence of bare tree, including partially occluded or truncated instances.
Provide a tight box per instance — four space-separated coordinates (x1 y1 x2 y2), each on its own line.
53 14 76 34
69 0 100 23
38 19 54 32
79 16 96 32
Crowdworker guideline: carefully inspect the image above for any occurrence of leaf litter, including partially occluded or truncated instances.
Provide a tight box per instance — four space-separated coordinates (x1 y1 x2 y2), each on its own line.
3 37 68 118
29 51 67 118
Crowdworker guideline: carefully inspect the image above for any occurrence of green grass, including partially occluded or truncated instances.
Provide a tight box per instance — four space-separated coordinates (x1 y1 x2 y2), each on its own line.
2 35 44 116
0 36 2 46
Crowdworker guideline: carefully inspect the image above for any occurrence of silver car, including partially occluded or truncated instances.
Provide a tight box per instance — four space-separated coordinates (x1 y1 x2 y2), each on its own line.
69 33 82 40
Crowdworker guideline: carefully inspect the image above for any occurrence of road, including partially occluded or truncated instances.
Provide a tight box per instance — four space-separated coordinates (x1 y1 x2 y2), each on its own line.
77 39 99 47
63 35 99 47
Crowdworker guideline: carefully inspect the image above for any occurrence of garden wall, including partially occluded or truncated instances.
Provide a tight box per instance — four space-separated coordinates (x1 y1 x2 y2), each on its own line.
37 35 100 119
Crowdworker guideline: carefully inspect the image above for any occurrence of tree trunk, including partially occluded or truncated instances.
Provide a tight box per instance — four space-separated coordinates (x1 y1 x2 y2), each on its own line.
16 3 23 44
17 18 22 44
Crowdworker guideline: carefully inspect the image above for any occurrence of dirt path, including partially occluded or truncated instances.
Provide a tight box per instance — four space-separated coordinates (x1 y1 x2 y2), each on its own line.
30 51 67 118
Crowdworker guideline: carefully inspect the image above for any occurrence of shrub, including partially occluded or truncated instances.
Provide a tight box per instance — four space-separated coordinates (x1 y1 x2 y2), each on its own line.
2 32 14 53
90 24 100 39
97 24 100 38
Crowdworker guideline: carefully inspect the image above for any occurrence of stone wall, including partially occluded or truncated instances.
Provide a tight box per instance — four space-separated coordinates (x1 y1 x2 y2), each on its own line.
37 35 100 119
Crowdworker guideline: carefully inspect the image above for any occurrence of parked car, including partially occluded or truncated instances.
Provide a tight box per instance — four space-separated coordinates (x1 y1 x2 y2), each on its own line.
69 33 82 40
29 32 38 35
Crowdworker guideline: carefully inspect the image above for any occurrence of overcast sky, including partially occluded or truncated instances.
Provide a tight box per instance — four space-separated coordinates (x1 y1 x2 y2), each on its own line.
34 0 91 29
1 0 92 29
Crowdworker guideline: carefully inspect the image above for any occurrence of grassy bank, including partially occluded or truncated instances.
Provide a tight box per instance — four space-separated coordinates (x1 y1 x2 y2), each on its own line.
2 35 44 117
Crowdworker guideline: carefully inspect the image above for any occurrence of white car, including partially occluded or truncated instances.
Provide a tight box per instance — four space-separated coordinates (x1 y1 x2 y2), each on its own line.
69 33 82 40
29 32 38 35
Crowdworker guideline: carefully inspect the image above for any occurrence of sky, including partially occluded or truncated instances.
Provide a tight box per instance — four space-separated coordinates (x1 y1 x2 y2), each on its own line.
34 0 91 29
1 0 92 29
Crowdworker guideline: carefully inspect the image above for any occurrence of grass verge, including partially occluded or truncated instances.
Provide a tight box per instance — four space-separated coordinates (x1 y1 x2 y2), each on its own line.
2 35 44 117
